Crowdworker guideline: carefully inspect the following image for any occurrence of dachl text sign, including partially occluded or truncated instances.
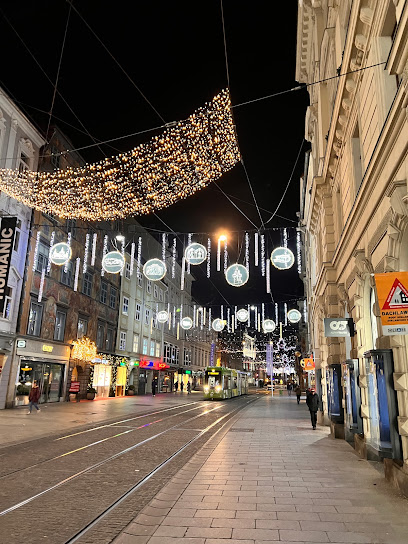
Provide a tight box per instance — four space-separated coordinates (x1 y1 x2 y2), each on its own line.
324 318 354 337
0 217 17 314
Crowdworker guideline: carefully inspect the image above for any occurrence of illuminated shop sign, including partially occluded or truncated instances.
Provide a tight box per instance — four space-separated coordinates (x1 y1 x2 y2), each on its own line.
42 345 53 353
139 361 170 370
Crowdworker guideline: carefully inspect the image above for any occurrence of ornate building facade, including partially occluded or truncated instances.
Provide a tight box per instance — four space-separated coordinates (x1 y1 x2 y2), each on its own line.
297 0 408 495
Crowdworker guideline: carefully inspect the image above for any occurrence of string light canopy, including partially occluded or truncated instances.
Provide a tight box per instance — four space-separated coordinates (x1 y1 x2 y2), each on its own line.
0 90 239 221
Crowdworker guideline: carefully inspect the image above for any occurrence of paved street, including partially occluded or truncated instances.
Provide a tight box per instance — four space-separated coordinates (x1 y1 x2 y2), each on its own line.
115 395 408 544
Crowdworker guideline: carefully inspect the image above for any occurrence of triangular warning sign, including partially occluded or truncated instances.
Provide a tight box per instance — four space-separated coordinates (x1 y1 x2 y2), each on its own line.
382 278 408 310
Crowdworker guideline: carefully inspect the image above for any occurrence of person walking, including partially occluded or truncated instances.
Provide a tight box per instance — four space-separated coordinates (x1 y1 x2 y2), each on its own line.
295 385 301 404
187 381 191 394
180 381 184 393
174 381 178 392
151 379 157 397
306 388 319 429
27 380 41 414
287 382 293 397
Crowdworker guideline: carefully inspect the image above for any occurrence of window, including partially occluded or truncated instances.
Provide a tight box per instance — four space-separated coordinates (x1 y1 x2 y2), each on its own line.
122 296 129 315
125 263 131 279
142 337 148 355
119 331 127 351
61 261 73 287
18 151 30 173
13 230 20 253
82 272 93 297
152 311 157 328
54 310 66 341
106 328 114 351
109 287 117 309
184 348 191 366
144 308 151 325
77 317 88 339
36 242 49 273
137 272 143 287
147 280 152 294
2 287 13 320
133 333 139 353
27 302 43 336
150 340 155 356
153 284 158 298
100 281 108 304
155 342 161 358
50 146 60 169
96 322 105 350
351 124 363 195
159 288 164 302
135 303 141 321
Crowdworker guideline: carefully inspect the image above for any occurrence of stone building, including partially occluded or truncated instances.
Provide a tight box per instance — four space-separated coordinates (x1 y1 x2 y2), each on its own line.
0 88 45 409
297 0 408 495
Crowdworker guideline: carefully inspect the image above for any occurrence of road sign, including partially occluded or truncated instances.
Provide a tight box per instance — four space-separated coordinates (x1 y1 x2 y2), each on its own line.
375 272 408 335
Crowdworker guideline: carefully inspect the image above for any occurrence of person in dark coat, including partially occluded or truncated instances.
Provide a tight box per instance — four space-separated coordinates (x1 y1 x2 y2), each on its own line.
174 381 178 392
295 385 302 404
27 380 41 414
306 388 319 429
287 382 293 396
180 381 184 393
187 381 191 394
151 379 157 397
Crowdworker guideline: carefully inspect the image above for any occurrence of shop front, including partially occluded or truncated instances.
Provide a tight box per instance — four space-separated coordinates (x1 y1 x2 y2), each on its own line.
90 355 130 398
137 360 171 394
14 338 70 406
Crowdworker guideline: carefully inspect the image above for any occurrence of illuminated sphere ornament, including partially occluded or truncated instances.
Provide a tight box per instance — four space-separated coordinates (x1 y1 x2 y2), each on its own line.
143 258 167 281
236 308 249 322
49 242 71 266
157 310 169 323
225 264 249 287
185 242 207 265
212 318 225 332
102 251 125 274
287 309 302 323
180 317 193 330
263 319 276 333
270 247 295 270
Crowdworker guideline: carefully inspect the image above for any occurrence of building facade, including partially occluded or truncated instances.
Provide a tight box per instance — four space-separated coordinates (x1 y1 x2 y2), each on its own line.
297 0 408 495
0 88 45 409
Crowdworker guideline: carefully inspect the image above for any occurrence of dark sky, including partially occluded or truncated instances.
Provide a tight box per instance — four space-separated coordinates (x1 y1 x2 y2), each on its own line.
0 1 309 312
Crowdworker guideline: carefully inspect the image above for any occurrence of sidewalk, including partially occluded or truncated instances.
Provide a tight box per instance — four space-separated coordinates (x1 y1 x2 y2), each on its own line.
115 395 408 544
0 392 202 448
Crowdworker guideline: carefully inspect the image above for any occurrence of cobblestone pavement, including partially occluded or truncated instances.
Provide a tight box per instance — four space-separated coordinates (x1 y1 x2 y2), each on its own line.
114 395 408 544
0 392 258 544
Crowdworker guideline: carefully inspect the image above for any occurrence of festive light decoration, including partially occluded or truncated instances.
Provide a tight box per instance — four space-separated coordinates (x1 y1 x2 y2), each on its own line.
185 242 207 265
261 303 265 324
193 304 196 327
296 230 302 274
227 307 231 332
50 242 71 266
263 319 276 333
207 238 211 277
221 305 224 321
283 227 288 248
91 233 97 266
157 310 169 323
162 233 167 262
224 238 228 273
245 232 250 272
172 237 177 279
137 236 142 275
248 304 251 327
46 231 55 274
101 234 108 276
83 233 90 274
212 318 225 332
102 251 125 274
208 307 212 331
237 308 249 322
186 233 192 274
64 233 72 274
181 257 186 290
266 258 271 293
271 247 295 270
1 91 239 220
284 303 288 326
181 316 193 330
74 257 80 291
72 337 98 362
254 232 259 267
32 232 40 272
143 258 166 281
38 268 45 302
287 309 301 323
261 234 265 277
303 299 307 323
130 242 135 275
225 264 249 287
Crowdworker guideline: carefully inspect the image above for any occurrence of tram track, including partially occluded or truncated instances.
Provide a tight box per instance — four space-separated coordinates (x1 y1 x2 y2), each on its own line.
0 394 259 544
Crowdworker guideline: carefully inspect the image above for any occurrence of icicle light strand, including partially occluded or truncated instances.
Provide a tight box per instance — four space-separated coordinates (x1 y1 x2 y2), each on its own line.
130 242 135 275
254 232 259 266
261 235 265 277
32 232 40 272
207 238 211 278
91 232 97 266
46 231 55 274
83 233 90 274
172 237 177 279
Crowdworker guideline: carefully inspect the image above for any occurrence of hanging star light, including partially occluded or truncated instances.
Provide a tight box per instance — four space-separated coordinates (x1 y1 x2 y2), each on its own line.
0 90 239 221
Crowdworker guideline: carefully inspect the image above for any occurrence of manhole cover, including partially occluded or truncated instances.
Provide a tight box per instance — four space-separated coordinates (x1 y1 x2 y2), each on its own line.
229 429 254 432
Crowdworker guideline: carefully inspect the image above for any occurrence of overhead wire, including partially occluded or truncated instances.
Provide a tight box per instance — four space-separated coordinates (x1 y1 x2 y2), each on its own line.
213 182 258 229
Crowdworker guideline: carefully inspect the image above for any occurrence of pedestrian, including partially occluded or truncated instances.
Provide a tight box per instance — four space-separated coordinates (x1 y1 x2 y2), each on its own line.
152 379 157 397
306 388 319 429
174 381 178 392
180 381 184 393
287 382 293 396
27 380 41 414
295 385 301 404
187 381 191 394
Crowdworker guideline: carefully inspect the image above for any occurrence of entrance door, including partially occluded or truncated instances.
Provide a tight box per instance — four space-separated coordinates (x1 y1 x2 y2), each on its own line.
18 361 65 405
138 370 146 395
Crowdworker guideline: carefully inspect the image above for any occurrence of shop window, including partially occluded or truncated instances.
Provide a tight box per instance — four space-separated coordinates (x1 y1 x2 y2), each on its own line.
122 296 129 315
142 337 148 355
54 310 66 341
153 284 158 298
144 307 150 325
135 303 141 321
2 287 13 320
109 287 117 309
119 331 127 351
106 328 114 351
146 280 152 294
159 288 163 302
100 281 108 304
96 322 105 349
77 317 88 339
61 261 73 287
125 263 131 280
133 333 139 352
27 302 43 336
155 342 161 358
82 272 93 297
150 340 155 356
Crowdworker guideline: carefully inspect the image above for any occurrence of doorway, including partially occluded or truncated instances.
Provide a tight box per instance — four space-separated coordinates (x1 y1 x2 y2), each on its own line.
17 361 65 405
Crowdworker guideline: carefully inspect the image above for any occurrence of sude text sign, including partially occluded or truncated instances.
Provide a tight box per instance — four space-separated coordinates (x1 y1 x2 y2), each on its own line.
374 272 408 335
0 217 17 314
324 318 354 337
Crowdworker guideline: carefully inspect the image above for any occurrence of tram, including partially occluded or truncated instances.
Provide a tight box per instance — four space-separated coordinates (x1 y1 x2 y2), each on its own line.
203 366 249 400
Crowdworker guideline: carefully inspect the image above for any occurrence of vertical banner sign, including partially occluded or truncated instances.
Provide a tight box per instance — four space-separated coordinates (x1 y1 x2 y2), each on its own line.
0 217 17 314
266 343 273 376
210 342 216 367
374 272 408 335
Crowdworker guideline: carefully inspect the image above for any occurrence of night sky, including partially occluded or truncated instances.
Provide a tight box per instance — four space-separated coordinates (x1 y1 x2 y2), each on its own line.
0 1 309 312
